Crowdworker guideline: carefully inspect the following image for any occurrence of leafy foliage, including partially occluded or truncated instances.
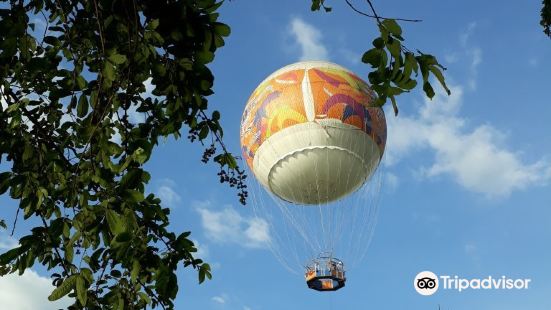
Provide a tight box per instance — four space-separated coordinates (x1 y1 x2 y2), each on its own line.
362 19 450 115
542 0 551 37
0 0 241 308
312 0 450 115
311 0 332 12
0 0 454 308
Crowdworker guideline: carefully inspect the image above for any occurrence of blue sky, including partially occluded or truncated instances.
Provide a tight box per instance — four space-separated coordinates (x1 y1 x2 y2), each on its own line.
1 0 551 309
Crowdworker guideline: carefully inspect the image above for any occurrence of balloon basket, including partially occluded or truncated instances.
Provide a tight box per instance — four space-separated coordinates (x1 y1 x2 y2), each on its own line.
304 255 346 291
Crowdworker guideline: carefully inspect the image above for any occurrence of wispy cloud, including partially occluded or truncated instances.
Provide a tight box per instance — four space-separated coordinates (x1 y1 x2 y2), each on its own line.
384 172 399 192
338 48 360 65
156 178 181 207
0 269 73 310
0 234 18 250
460 22 482 90
289 17 329 61
386 83 551 198
191 239 209 259
459 22 477 47
444 22 482 90
195 201 270 248
211 295 226 304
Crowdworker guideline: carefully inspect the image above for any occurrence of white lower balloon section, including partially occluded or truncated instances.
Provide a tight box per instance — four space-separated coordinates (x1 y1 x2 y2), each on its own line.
246 120 384 273
252 119 382 205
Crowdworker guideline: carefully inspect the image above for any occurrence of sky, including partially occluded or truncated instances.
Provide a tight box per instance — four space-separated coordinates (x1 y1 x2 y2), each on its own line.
1 0 551 309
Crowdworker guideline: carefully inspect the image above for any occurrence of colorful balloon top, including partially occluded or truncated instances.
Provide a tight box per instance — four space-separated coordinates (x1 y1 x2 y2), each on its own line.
240 61 387 170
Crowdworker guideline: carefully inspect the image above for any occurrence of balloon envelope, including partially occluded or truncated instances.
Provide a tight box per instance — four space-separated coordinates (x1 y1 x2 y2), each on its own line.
240 61 387 204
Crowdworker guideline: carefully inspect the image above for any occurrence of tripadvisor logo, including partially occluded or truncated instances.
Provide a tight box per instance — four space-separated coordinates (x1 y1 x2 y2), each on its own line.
414 271 531 296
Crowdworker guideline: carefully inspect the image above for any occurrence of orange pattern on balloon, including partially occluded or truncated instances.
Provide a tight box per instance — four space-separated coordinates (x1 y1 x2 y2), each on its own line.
240 64 387 170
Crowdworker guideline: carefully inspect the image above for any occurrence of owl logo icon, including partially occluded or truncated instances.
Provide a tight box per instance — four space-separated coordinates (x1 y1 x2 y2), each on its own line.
414 271 439 296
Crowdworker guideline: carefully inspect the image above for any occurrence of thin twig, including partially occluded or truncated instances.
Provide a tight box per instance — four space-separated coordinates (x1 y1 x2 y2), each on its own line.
40 215 70 274
137 279 167 310
10 208 19 236
344 0 422 23
365 0 382 24
92 0 105 53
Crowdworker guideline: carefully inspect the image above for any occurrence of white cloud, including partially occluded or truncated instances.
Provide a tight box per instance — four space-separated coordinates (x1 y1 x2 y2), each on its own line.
156 179 181 207
384 172 399 192
444 53 458 64
464 243 477 255
444 22 483 90
386 83 551 198
191 239 209 259
0 234 18 250
385 21 550 197
459 22 477 47
459 22 482 90
0 269 73 310
289 17 329 61
244 218 270 245
339 48 360 65
196 202 270 248
212 295 226 304
467 47 482 90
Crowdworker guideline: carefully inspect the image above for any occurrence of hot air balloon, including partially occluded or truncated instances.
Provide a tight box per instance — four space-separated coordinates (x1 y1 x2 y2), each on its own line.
240 61 386 291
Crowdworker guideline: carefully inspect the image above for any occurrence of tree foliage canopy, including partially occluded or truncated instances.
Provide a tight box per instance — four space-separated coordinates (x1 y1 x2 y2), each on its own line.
0 0 243 308
542 0 551 37
0 0 452 309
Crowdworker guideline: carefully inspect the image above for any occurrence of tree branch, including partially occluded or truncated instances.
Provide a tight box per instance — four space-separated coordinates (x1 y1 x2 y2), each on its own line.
344 0 422 23
10 208 19 236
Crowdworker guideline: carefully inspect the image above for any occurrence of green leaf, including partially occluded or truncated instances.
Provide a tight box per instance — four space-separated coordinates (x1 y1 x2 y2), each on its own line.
65 244 74 263
361 49 382 68
110 269 122 278
138 292 151 304
429 66 451 95
125 189 144 203
106 210 125 235
387 39 401 59
131 259 140 283
213 22 231 36
6 103 20 113
114 231 131 242
212 110 220 121
146 19 159 30
0 246 24 264
198 263 211 284
77 95 88 118
48 275 77 301
214 153 238 169
76 76 87 90
196 51 214 64
382 19 402 36
389 95 399 116
109 54 127 65
372 37 385 49
423 81 435 99
133 147 148 164
198 125 209 140
402 79 417 90
400 52 415 81
0 172 11 195
76 275 87 306
102 63 115 81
